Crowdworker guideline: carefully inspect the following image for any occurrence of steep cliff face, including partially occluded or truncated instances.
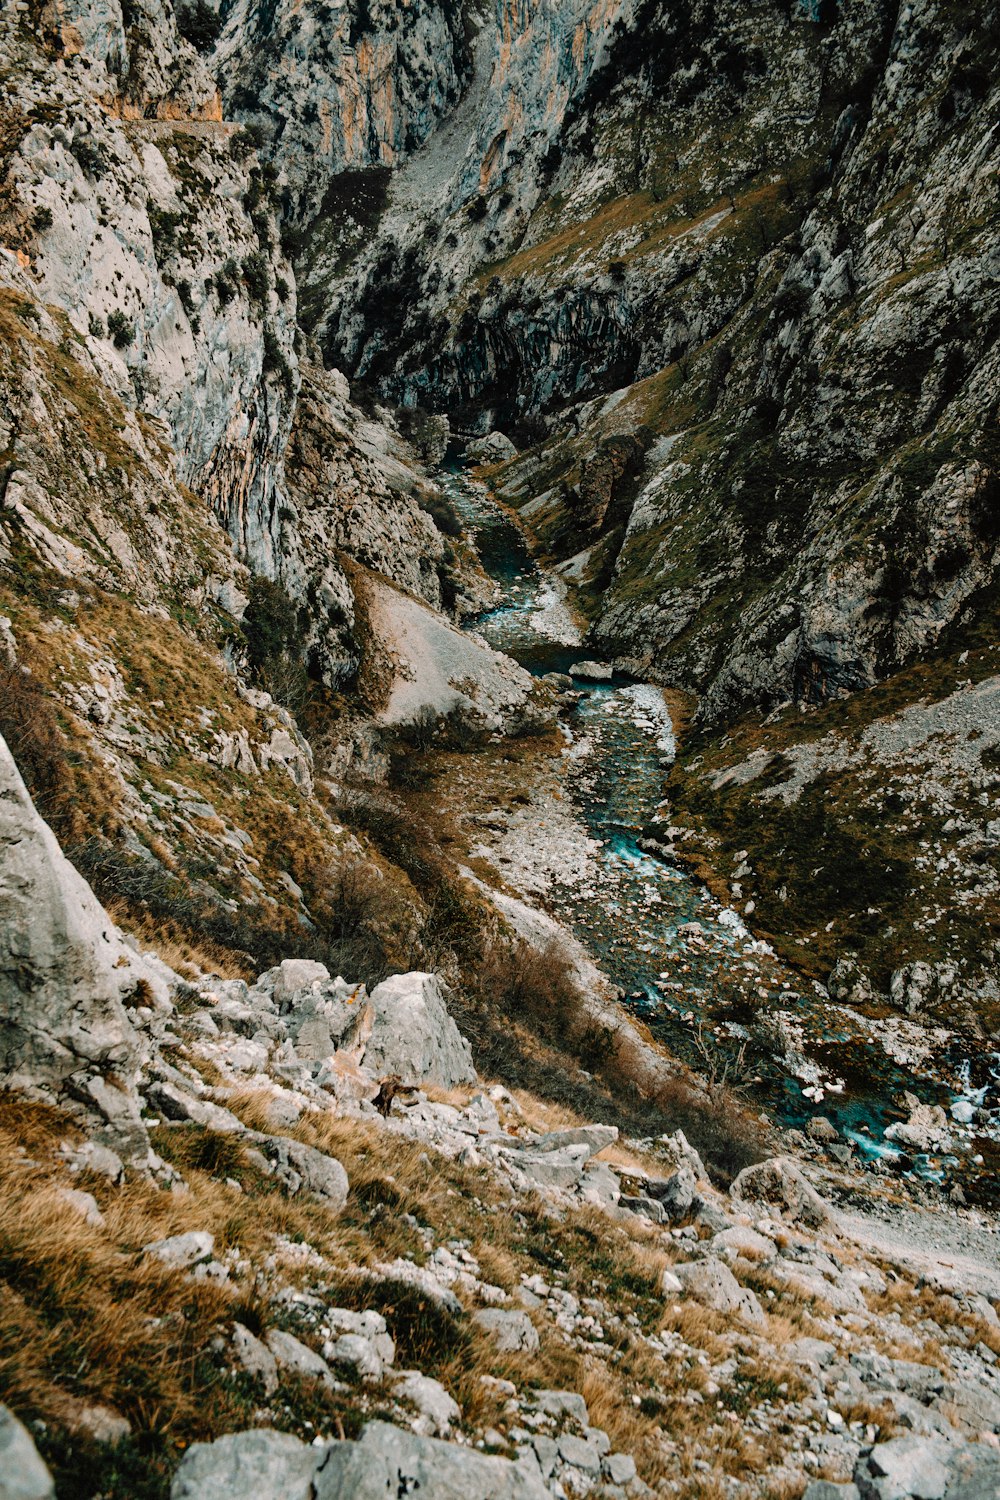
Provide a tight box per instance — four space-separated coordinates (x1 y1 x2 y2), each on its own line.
249 0 997 730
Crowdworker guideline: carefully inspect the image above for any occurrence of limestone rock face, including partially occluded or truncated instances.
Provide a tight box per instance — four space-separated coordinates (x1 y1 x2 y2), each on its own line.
0 735 144 1093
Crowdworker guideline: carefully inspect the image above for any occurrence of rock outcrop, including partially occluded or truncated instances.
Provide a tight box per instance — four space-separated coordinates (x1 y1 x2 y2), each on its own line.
0 733 144 1093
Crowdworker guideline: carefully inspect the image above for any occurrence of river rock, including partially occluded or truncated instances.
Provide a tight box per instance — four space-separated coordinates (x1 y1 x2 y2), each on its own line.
0 1405 55 1500
569 660 614 681
884 1096 953 1154
363 973 476 1088
314 1420 548 1499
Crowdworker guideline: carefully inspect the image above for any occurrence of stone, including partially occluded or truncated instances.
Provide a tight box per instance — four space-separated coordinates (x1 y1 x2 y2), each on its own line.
265 1330 335 1386
393 1371 461 1436
268 960 332 1009
803 1485 861 1500
70 1403 131 1445
0 1405 55 1500
54 1187 104 1228
143 1231 214 1269
619 1194 666 1223
885 1096 953 1154
950 1099 976 1125
604 1453 638 1485
558 1433 601 1474
659 1268 684 1296
531 1390 590 1425
249 1135 348 1209
171 1429 320 1500
314 1421 548 1499
673 1259 767 1327
231 1323 279 1396
807 1116 841 1144
711 1226 776 1262
147 1081 244 1133
363 973 476 1088
323 1333 383 1381
580 1159 621 1206
730 1157 838 1230
529 1125 618 1157
854 1435 953 1499
0 735 144 1092
472 1308 540 1353
644 1166 698 1220
827 959 876 1007
499 1141 592 1191
569 660 614 681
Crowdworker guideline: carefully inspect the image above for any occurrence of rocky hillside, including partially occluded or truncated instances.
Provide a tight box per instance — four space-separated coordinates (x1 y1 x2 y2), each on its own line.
3 732 1000 1500
2 0 1000 1497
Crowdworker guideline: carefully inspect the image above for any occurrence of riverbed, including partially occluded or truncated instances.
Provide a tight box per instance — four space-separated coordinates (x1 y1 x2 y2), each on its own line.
441 466 998 1179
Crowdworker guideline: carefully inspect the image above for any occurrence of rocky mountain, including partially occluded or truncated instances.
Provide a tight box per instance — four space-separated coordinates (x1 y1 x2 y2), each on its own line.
1 0 999 1496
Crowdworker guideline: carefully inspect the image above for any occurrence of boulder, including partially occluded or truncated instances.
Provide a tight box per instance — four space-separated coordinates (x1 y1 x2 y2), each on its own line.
171 1429 320 1500
248 1135 349 1208
472 1308 540 1353
807 1116 841 1144
0 735 144 1093
644 1165 698 1221
568 660 614 681
673 1259 766 1327
230 1323 278 1396
393 1371 461 1436
143 1231 214 1270
363 973 476 1088
498 1141 592 1192
314 1421 548 1499
147 1081 244 1133
466 432 518 465
711 1226 776 1263
0 1405 55 1500
853 1435 953 1499
827 959 875 1007
884 1096 953 1154
730 1157 837 1230
265 1330 335 1386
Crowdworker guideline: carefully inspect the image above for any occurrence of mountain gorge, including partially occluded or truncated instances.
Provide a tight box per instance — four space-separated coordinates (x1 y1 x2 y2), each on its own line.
1 0 1000 1496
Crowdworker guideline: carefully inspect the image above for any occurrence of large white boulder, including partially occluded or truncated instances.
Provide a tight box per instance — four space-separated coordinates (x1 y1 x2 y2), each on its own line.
0 1405 54 1500
0 734 144 1093
314 1421 548 1500
365 973 477 1088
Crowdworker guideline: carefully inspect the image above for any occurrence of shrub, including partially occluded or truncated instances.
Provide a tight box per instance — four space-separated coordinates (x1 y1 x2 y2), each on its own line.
241 251 270 305
177 0 222 50
71 135 104 177
240 575 309 709
107 310 133 349
417 491 463 538
32 206 53 233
